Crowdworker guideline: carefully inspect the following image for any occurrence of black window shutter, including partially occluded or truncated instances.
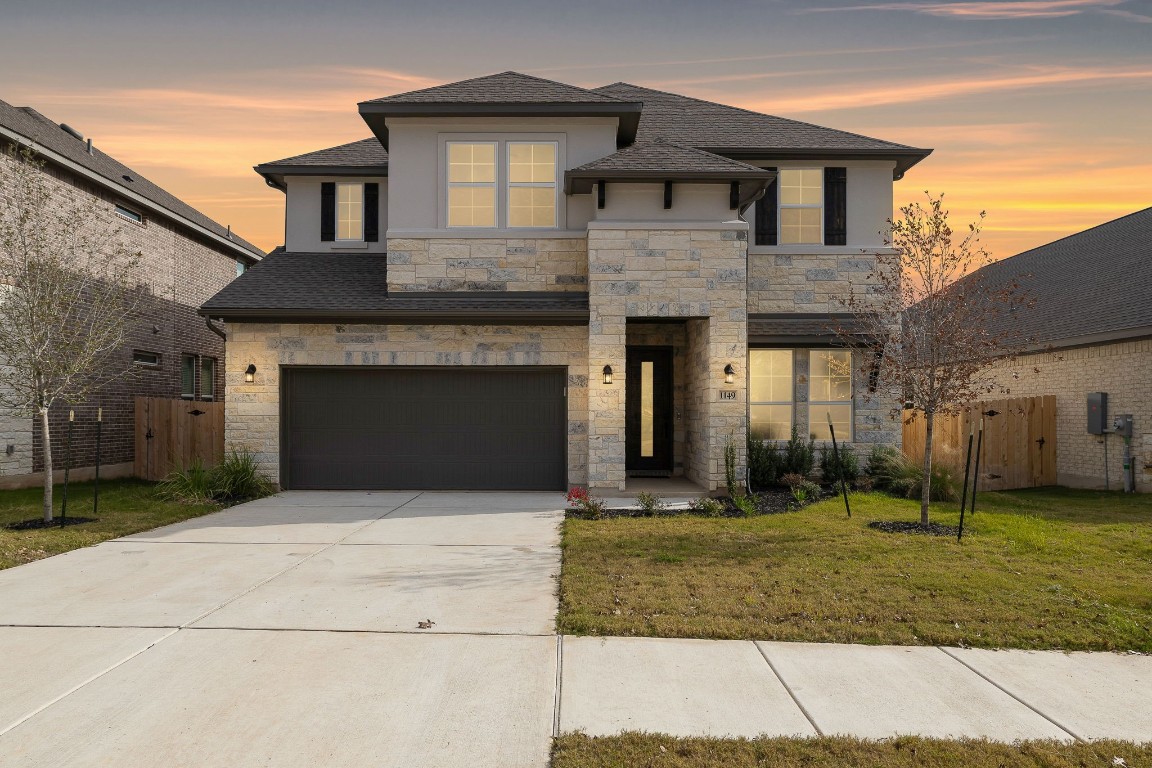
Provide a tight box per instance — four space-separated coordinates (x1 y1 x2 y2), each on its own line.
364 183 379 242
824 167 847 246
754 168 778 246
320 182 336 242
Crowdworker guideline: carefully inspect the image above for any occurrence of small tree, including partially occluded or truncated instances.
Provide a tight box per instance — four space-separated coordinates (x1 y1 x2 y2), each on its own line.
0 145 142 523
837 193 1027 525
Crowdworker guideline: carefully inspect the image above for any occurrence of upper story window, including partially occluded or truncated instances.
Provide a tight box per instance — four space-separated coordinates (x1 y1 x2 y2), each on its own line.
779 169 822 245
336 182 364 240
114 205 144 225
447 142 497 227
446 140 558 229
235 260 247 277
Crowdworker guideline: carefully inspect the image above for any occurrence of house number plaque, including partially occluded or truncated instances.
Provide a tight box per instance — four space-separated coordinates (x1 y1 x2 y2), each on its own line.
718 390 737 400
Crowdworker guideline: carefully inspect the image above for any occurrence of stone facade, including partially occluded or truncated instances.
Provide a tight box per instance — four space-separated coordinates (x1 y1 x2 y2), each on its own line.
986 339 1152 492
586 223 748 491
0 147 244 487
747 249 886 313
224 323 590 486
385 237 587 292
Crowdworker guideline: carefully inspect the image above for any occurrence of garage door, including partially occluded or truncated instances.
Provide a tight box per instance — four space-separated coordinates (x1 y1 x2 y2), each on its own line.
282 367 567 490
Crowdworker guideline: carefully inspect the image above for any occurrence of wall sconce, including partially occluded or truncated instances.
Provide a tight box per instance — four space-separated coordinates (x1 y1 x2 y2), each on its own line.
602 365 613 385
244 363 257 383
723 363 735 385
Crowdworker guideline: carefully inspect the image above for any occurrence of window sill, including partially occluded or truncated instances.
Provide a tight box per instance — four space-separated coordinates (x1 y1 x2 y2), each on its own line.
330 241 369 250
388 228 585 240
749 245 896 256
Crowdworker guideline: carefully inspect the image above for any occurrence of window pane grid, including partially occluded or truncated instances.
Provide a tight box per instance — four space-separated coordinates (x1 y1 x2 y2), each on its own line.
809 350 853 441
507 142 556 228
336 182 363 240
748 349 794 441
779 168 822 245
447 142 497 227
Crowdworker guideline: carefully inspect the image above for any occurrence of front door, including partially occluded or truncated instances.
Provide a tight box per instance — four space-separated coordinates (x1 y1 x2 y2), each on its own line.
626 347 673 475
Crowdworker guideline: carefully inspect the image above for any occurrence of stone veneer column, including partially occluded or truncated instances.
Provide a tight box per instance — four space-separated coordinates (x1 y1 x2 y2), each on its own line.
586 222 749 492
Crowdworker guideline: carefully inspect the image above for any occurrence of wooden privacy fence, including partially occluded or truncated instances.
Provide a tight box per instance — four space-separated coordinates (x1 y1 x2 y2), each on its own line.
902 395 1057 491
134 397 225 481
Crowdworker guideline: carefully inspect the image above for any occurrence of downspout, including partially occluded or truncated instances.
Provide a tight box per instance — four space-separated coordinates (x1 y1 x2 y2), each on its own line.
205 317 227 340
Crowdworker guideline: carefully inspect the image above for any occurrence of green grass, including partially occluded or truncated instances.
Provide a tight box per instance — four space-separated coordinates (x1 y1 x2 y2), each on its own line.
552 733 1152 768
0 479 219 570
558 488 1152 651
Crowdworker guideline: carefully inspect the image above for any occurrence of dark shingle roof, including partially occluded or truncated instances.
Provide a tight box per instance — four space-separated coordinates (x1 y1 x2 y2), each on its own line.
570 139 767 174
259 138 387 168
364 71 630 105
0 100 262 259
969 207 1152 347
201 250 589 320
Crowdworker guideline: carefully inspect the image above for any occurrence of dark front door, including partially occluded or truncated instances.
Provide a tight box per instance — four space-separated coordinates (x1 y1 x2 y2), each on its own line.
282 367 567 490
626 347 673 475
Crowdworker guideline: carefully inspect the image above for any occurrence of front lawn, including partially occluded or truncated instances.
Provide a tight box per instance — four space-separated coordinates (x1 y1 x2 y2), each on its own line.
0 479 218 570
552 733 1152 768
558 488 1152 651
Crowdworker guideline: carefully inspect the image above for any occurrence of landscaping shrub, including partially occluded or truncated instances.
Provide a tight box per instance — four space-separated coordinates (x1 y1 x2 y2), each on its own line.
732 494 757 517
746 436 781 489
158 449 275 505
635 492 665 514
688 497 725 517
780 472 821 505
780 427 816 478
724 434 740 498
566 487 605 519
818 444 860 485
865 446 959 502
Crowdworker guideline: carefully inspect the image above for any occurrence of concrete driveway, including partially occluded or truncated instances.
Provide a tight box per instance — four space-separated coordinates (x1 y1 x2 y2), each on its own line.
0 491 565 768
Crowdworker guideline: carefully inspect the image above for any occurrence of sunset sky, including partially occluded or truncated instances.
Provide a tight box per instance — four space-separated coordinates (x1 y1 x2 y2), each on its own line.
2 0 1149 259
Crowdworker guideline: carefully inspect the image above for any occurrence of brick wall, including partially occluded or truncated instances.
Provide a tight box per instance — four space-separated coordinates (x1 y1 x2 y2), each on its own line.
987 339 1152 491
0 147 244 483
385 237 587 292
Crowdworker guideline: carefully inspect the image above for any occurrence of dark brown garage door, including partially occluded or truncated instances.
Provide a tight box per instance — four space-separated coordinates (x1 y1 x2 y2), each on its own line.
282 367 567 490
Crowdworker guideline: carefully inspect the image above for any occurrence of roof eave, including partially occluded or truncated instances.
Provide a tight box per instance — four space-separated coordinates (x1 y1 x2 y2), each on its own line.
199 307 590 325
711 147 934 180
565 169 775 195
357 101 643 150
253 163 390 192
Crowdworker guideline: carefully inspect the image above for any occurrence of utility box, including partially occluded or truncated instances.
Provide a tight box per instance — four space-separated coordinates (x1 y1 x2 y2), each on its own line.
1113 414 1134 438
1087 392 1108 435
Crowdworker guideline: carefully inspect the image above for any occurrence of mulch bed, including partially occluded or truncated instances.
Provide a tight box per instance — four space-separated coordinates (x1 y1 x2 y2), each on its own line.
567 488 814 519
867 520 960 537
5 517 98 530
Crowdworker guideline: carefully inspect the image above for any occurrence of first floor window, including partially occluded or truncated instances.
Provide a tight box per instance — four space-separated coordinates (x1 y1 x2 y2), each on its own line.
336 182 364 240
181 354 196 399
809 349 853 441
200 357 216 401
749 349 794 440
779 168 823 245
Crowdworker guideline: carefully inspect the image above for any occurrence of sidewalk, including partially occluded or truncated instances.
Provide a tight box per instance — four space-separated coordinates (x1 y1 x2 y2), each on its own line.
557 636 1152 743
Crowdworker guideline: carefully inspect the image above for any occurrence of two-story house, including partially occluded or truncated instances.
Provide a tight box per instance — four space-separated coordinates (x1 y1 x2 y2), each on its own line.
0 99 263 488
202 72 931 492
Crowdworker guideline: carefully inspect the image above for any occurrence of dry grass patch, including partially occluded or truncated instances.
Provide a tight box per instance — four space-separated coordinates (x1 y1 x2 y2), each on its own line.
552 733 1152 768
0 479 218 569
558 488 1152 650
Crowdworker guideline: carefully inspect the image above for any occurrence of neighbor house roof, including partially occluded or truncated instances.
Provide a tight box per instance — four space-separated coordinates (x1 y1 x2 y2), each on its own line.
565 139 775 193
200 250 589 323
594 82 931 178
969 206 1152 349
358 72 644 149
0 99 262 260
255 137 388 189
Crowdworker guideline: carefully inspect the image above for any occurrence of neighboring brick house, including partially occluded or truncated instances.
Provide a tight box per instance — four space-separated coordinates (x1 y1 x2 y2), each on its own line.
202 72 932 492
0 100 263 488
969 207 1152 492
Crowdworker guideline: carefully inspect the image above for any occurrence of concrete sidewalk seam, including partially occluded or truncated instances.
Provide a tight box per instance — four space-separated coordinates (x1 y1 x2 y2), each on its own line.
754 642 825 736
936 646 1085 742
181 492 426 630
0 627 180 738
553 634 564 738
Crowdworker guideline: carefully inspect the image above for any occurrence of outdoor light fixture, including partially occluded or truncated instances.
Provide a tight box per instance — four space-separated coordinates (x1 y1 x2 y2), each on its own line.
723 363 735 384
602 365 613 385
245 363 257 383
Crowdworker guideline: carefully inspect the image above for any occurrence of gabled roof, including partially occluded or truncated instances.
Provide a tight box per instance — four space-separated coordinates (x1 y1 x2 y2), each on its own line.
565 139 774 194
594 82 931 178
200 249 589 323
255 137 388 189
0 99 262 260
357 72 643 149
970 206 1152 349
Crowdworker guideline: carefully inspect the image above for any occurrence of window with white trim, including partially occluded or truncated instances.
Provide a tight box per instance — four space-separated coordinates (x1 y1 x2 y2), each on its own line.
336 182 364 240
748 349 794 440
779 169 822 245
507 142 557 228
114 205 143 225
808 349 853 441
447 142 497 227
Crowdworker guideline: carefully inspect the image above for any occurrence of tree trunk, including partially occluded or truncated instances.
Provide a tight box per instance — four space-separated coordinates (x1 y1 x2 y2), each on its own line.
40 407 53 523
920 410 934 526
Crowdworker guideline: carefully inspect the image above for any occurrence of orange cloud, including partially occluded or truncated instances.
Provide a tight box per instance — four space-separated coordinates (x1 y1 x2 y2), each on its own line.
804 0 1127 19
